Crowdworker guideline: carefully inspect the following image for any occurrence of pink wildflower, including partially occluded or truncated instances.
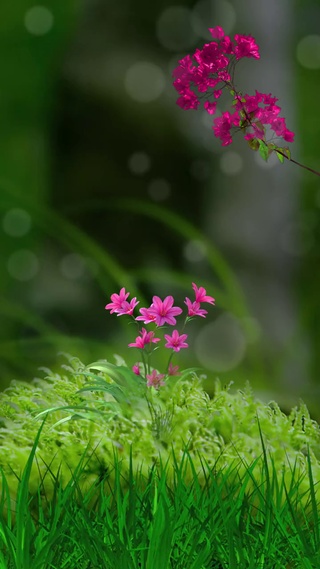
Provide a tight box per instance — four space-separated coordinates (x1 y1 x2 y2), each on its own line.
164 330 188 352
136 307 157 324
168 363 181 376
128 328 160 349
105 288 139 316
132 363 141 375
184 298 208 318
192 283 215 305
147 296 182 326
146 370 166 389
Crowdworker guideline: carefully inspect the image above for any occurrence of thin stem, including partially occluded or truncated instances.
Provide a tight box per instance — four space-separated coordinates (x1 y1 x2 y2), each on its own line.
166 352 174 374
275 150 320 177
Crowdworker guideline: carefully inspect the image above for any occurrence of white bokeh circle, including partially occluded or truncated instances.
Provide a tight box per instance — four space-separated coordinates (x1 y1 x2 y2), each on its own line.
128 152 151 174
195 313 246 371
192 0 236 40
125 62 166 103
183 240 207 262
220 151 243 175
2 208 32 237
7 250 39 281
148 178 171 201
60 254 87 280
24 6 54 35
296 35 320 69
156 6 199 51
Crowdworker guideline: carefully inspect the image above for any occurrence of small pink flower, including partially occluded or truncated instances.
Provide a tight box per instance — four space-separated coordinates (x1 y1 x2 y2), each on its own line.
192 283 215 305
147 296 182 327
146 370 166 389
128 328 161 349
168 363 181 376
208 26 225 40
105 288 139 316
116 298 139 316
132 363 141 375
234 34 260 60
204 101 217 115
136 307 157 324
164 330 188 352
184 298 208 318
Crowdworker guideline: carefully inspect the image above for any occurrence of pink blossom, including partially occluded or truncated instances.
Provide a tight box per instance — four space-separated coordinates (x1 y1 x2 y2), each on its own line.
194 44 229 73
234 34 260 60
192 283 215 305
176 90 200 110
136 307 157 324
132 363 141 375
168 362 181 376
146 370 166 389
184 298 208 318
220 35 234 54
105 288 139 316
204 101 217 115
164 330 188 352
270 117 295 142
147 296 182 326
209 26 225 40
213 111 241 146
128 328 160 349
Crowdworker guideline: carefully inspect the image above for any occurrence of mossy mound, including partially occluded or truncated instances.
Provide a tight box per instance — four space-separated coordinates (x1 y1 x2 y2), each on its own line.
0 355 320 523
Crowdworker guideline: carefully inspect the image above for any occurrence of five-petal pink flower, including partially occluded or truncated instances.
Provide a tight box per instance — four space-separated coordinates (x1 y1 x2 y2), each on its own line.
146 370 166 389
164 330 188 352
147 296 183 326
128 328 161 349
105 287 139 316
185 298 208 318
192 282 215 304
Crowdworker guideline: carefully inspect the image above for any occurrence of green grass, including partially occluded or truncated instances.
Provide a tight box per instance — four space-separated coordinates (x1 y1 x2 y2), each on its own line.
0 417 320 568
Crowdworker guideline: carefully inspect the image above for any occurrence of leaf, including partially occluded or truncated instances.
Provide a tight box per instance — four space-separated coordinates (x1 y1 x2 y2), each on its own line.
247 138 259 151
276 151 284 164
282 146 291 160
258 140 269 161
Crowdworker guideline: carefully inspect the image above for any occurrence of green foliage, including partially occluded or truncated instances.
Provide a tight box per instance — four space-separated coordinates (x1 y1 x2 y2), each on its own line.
0 423 320 567
0 354 320 531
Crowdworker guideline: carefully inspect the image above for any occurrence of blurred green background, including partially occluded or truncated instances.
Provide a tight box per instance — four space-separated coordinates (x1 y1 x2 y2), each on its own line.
1 0 320 418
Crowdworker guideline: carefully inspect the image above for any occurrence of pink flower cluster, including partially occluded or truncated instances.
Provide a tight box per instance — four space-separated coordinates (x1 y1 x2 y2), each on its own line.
173 25 294 150
105 283 215 389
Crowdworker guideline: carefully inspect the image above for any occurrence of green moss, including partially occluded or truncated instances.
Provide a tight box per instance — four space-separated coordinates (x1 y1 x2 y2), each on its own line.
0 355 320 521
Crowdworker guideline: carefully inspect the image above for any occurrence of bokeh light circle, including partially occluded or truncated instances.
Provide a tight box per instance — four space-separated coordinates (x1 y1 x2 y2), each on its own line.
183 240 206 262
128 152 151 174
24 6 54 35
192 0 236 40
60 254 87 280
148 179 171 201
7 250 39 281
124 62 166 102
156 6 199 51
2 208 32 237
195 313 246 371
220 151 243 175
296 35 320 69
190 160 211 180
